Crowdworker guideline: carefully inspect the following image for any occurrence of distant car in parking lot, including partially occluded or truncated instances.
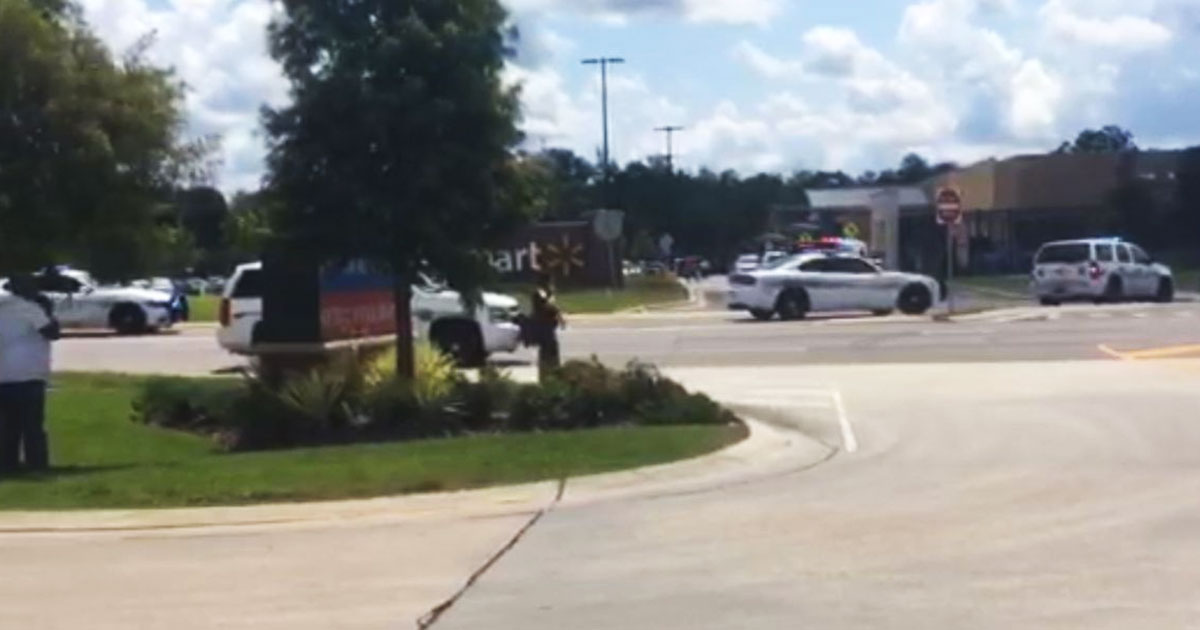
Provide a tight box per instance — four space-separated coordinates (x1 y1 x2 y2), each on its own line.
728 253 942 321
1033 238 1173 305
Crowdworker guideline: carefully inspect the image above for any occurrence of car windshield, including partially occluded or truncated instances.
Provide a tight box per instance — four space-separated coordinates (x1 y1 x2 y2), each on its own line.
761 254 798 270
1037 244 1092 264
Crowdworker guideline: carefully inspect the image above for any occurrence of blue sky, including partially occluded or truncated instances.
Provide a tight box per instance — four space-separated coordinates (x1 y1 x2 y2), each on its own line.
80 0 1200 192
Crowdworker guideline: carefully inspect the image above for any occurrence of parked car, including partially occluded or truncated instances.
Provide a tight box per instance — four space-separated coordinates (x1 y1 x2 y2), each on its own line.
0 267 177 334
216 262 523 366
727 253 942 321
1032 238 1174 305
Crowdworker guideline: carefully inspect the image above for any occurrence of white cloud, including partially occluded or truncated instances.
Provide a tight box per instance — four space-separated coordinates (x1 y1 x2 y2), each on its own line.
504 0 782 25
80 0 287 193
1008 59 1064 138
731 42 802 79
683 0 783 26
1039 0 1174 52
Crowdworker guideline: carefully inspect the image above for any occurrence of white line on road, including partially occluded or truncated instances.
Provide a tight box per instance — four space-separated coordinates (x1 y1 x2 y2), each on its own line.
727 398 834 410
1132 312 1149 319
831 389 858 454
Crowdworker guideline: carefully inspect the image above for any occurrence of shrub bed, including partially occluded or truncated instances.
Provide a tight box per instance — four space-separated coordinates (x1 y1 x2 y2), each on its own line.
133 349 737 452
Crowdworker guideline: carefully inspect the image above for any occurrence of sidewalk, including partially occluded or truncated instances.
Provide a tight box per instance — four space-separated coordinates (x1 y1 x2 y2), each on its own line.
0 418 828 535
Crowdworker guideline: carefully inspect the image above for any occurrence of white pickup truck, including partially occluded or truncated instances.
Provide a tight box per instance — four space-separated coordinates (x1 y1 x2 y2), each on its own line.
216 262 523 365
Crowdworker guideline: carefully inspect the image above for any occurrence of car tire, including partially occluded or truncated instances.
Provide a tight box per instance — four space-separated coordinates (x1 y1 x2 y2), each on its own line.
1156 278 1175 304
749 309 775 322
1039 298 1061 307
431 320 486 368
1099 277 1124 304
110 303 148 335
897 284 933 316
775 290 809 321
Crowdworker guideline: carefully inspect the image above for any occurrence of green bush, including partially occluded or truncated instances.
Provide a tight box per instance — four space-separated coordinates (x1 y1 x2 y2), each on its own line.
133 377 243 435
132 355 737 452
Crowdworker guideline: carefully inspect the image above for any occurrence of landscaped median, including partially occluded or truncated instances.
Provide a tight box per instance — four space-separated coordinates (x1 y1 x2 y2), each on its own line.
0 353 745 510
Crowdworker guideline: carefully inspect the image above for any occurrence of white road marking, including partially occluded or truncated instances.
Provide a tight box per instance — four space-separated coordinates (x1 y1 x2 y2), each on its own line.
1132 312 1149 319
1176 311 1196 319
729 398 834 410
921 328 996 336
831 389 859 454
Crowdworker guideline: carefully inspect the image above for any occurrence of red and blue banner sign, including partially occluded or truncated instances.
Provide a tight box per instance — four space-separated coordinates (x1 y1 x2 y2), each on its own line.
319 266 395 341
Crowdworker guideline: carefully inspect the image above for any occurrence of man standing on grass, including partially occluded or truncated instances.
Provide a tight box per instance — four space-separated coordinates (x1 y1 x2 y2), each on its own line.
0 274 60 474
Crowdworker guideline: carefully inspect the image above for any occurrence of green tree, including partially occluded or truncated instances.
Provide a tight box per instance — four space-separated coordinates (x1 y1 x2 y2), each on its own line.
264 0 524 377
0 0 213 278
224 191 276 266
1057 125 1137 154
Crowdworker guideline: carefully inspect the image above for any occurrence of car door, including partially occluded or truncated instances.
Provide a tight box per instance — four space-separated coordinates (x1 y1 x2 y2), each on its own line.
35 274 87 327
1114 244 1137 295
827 257 889 309
1128 244 1156 297
797 258 864 311
794 259 839 311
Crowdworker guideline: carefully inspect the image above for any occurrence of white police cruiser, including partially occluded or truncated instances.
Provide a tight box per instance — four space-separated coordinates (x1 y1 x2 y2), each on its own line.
728 252 942 321
1032 238 1174 305
0 267 178 334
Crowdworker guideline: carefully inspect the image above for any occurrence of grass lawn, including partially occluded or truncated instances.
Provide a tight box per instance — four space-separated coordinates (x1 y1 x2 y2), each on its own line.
499 274 688 315
956 274 1032 298
1173 268 1200 294
0 373 745 510
188 295 221 323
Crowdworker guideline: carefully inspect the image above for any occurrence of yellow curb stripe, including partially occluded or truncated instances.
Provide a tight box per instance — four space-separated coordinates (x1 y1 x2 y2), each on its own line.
1124 344 1200 360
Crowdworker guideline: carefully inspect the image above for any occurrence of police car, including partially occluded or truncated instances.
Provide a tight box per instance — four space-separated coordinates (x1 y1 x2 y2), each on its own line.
1032 238 1174 305
728 252 942 321
0 267 178 334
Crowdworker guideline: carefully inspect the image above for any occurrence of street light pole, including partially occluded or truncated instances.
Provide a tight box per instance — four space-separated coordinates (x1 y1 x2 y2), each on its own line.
582 57 625 205
654 125 685 172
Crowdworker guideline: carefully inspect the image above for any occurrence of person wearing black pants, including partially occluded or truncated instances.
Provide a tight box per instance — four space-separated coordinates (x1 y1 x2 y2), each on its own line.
0 274 59 474
530 273 564 380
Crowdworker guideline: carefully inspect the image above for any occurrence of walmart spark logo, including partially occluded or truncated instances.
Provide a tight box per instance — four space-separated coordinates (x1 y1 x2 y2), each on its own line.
541 235 585 277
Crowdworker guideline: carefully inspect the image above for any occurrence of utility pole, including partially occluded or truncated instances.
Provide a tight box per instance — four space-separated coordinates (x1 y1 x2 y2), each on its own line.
582 57 625 205
654 125 685 172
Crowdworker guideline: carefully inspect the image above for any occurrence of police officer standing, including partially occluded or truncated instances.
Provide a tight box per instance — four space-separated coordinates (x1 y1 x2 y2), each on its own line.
530 272 564 379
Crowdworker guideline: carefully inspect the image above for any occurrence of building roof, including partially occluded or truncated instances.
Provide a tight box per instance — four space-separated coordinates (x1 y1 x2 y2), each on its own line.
805 187 929 210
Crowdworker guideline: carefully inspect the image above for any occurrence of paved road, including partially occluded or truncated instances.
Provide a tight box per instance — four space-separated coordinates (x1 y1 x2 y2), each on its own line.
53 302 1200 375
18 300 1200 628
431 359 1200 629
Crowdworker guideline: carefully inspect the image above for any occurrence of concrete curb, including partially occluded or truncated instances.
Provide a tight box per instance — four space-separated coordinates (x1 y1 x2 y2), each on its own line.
0 418 830 536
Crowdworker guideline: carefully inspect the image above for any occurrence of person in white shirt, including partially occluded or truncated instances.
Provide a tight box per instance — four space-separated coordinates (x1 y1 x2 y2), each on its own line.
0 274 60 474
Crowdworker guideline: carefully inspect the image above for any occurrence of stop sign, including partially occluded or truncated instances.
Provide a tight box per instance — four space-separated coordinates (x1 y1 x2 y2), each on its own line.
935 187 964 225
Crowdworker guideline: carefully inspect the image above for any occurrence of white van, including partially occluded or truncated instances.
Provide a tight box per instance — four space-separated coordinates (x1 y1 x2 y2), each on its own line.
1032 239 1174 305
217 262 522 365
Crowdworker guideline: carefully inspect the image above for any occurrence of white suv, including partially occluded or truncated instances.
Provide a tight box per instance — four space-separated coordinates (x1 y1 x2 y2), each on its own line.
217 262 522 365
1032 239 1174 305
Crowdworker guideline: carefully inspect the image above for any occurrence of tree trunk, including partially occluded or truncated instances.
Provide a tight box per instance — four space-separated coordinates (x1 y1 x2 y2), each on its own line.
393 272 415 380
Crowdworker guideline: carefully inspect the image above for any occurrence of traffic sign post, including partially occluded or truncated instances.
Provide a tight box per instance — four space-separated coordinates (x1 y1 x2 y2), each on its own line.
593 210 625 289
935 188 964 315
